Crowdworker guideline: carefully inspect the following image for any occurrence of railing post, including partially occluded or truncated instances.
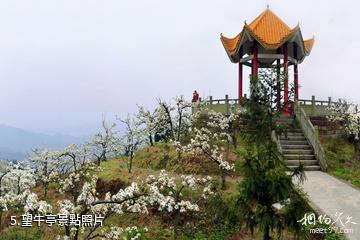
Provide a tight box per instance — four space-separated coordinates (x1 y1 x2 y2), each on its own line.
209 96 213 110
328 97 332 105
311 95 316 116
225 94 229 115
314 125 319 138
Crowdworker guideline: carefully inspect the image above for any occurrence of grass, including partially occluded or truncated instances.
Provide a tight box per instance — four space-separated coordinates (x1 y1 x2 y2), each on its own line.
320 135 360 188
0 137 349 240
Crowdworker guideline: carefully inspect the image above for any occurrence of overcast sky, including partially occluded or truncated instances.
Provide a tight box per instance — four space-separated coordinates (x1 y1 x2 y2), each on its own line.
0 0 359 136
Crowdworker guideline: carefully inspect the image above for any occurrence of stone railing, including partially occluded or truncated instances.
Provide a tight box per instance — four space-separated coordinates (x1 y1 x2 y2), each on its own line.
298 96 338 117
195 94 246 115
298 96 335 106
271 130 282 153
195 94 338 118
294 100 328 171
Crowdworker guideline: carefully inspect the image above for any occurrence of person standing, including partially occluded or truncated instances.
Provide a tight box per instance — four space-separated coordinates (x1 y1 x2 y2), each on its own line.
192 90 199 103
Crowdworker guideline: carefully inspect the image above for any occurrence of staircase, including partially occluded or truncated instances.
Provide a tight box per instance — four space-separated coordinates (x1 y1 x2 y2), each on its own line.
276 116 321 171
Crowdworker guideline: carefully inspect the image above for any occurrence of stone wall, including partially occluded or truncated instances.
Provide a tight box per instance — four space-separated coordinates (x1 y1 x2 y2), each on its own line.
310 116 343 137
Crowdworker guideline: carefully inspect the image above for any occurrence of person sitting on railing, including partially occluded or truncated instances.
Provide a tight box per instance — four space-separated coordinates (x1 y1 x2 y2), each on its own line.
192 90 199 104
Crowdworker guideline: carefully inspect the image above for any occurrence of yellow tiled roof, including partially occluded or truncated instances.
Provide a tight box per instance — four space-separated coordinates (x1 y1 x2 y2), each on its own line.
220 9 314 57
304 37 315 55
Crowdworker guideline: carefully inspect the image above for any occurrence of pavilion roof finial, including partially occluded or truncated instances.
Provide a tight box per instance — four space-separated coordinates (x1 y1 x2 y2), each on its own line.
267 4 270 9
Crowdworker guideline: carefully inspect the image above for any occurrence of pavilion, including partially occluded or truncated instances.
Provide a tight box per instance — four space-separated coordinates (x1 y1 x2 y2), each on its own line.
220 7 314 113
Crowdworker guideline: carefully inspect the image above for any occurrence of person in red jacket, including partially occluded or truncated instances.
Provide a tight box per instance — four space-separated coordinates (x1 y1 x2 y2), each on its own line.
192 90 199 103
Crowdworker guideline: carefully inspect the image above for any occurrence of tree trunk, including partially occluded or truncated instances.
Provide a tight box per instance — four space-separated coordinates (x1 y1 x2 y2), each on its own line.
221 171 226 190
354 140 360 162
263 224 271 240
128 153 133 173
176 151 181 164
173 216 180 240
65 226 71 239
74 226 80 240
177 113 182 141
149 135 154 146
44 182 48 198
221 141 230 190
73 157 77 173
17 177 21 195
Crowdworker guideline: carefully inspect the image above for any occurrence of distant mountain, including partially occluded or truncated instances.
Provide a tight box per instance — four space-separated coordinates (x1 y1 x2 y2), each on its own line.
0 124 88 161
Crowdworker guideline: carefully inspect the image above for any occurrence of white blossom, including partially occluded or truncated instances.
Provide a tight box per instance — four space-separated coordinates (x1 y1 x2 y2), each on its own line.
328 100 360 141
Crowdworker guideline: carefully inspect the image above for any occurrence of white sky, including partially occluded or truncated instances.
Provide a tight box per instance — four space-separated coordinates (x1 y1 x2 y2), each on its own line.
0 0 359 135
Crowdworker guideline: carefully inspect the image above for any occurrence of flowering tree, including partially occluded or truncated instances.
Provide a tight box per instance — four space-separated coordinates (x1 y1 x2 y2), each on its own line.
328 99 360 161
59 144 93 174
7 165 212 240
91 120 119 166
157 98 176 141
0 163 11 197
0 164 36 228
2 164 36 196
118 115 144 173
145 170 213 240
77 143 93 166
173 110 237 188
157 96 192 142
0 162 11 228
58 163 99 203
29 148 61 197
173 96 192 141
136 105 159 146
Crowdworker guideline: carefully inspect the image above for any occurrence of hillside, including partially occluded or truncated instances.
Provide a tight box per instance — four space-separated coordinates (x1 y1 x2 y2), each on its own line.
321 135 360 188
0 142 348 240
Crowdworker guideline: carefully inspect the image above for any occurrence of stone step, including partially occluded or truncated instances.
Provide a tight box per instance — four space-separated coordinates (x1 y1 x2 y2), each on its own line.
276 119 293 122
275 118 294 124
287 160 319 166
277 123 294 126
287 165 321 171
281 132 304 136
282 149 314 155
280 136 306 140
285 129 303 133
280 140 309 145
284 154 316 160
282 145 312 150
276 116 294 120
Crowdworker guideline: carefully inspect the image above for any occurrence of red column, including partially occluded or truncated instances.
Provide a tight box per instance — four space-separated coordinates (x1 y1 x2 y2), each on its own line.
252 42 258 78
294 64 298 100
238 47 243 101
238 62 243 101
276 57 281 108
293 43 299 100
283 42 289 114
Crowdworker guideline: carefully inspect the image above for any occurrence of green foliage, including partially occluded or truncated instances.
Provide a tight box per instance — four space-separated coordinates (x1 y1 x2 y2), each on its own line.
237 70 310 240
178 194 242 239
0 227 45 240
321 136 360 188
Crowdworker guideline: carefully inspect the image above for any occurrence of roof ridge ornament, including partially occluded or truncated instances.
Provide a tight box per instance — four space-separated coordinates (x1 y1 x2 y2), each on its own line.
267 4 270 9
